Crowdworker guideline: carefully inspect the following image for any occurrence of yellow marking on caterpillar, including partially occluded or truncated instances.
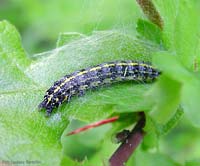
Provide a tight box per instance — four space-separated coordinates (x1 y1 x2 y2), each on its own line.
53 71 89 93
115 62 154 69
63 95 68 102
55 66 101 93
77 70 88 76
102 62 153 70
103 63 115 67
46 94 53 105
54 86 61 93
53 62 155 93
64 76 76 83
89 66 101 71
53 76 75 93
116 62 138 66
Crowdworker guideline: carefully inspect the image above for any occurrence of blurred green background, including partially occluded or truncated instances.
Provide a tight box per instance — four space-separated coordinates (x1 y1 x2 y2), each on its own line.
0 0 141 54
1 0 200 164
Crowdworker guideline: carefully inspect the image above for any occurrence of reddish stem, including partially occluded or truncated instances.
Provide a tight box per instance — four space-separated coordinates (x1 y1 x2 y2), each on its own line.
66 116 119 136
109 112 146 166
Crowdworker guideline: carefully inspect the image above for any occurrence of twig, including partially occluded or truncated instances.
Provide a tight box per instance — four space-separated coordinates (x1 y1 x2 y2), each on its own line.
136 0 163 29
109 112 146 166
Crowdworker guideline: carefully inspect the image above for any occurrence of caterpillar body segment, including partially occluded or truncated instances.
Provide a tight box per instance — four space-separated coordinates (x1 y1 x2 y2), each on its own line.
38 60 160 116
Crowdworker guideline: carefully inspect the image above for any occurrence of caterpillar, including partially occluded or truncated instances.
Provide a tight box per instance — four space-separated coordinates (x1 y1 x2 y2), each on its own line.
38 60 160 116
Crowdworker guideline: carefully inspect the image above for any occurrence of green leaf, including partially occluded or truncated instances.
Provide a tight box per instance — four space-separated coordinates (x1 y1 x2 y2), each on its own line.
61 119 119 166
142 108 183 151
25 30 160 122
88 138 118 166
136 19 164 45
61 119 112 160
147 75 181 124
60 155 81 166
181 79 200 127
152 52 192 81
152 52 200 127
186 160 200 166
0 20 161 164
160 116 200 164
172 1 200 69
0 20 31 69
0 20 69 165
153 0 200 68
127 148 180 166
142 115 158 150
26 31 159 87
160 108 183 135
3 0 200 164
56 32 86 47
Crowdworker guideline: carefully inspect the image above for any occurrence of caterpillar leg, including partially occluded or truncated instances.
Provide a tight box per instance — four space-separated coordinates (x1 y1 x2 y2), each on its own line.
77 90 85 97
46 109 53 117
38 101 45 111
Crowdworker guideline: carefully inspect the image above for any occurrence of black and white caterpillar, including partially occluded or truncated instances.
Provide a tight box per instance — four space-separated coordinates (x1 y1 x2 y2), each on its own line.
38 60 160 116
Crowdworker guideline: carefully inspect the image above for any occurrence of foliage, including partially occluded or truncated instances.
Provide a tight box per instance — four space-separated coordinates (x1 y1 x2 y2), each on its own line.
0 0 200 165
0 0 141 54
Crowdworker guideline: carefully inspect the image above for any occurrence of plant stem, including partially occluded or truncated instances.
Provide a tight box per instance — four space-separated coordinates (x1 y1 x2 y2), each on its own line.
109 112 146 166
136 0 163 29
